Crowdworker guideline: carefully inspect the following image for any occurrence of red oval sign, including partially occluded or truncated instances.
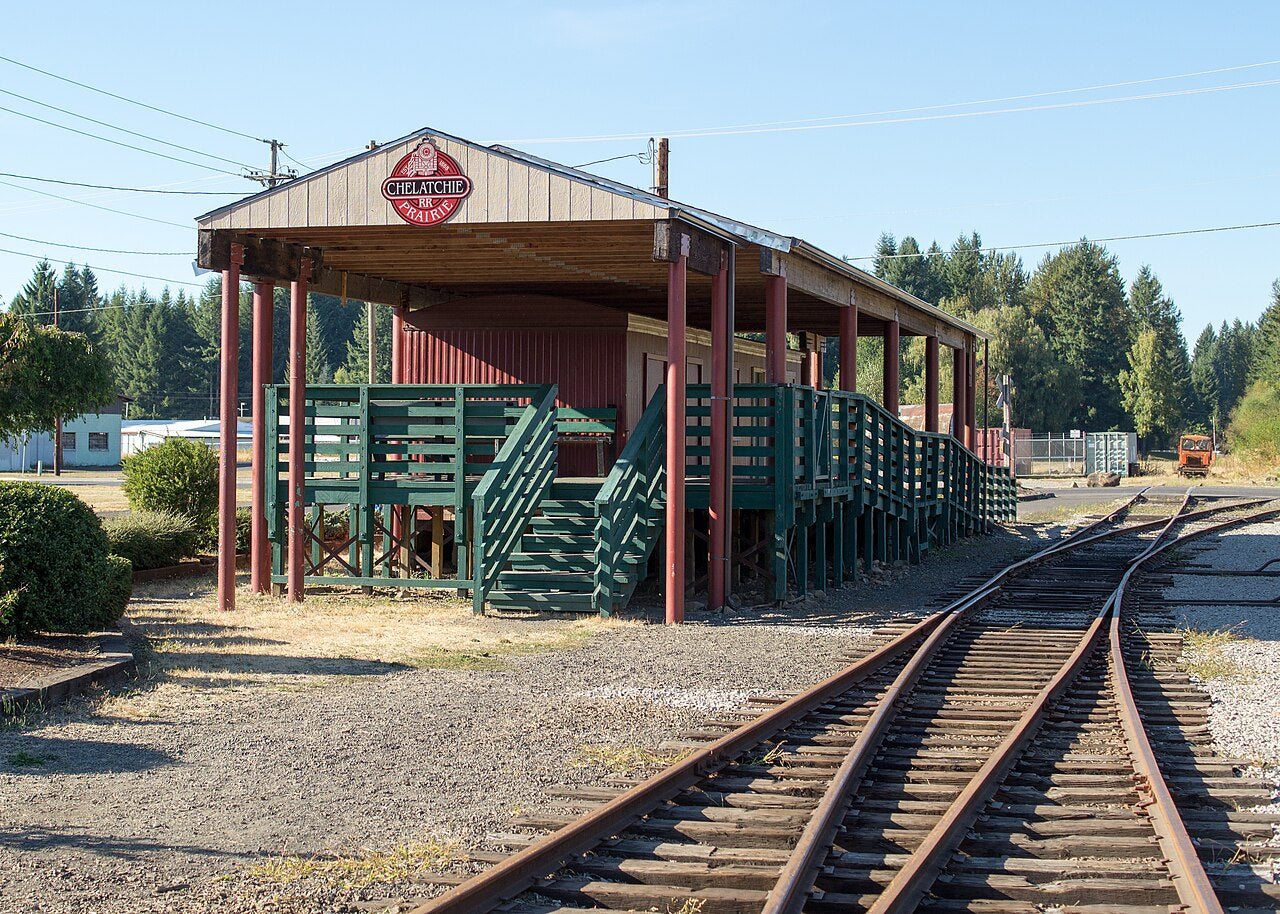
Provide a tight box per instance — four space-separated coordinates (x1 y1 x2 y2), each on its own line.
382 140 472 226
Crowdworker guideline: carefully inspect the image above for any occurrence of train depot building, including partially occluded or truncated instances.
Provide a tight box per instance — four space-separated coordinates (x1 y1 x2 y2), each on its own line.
197 128 1014 623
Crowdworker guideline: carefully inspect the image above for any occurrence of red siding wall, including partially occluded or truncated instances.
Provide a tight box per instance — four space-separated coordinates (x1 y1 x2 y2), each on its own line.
404 296 628 476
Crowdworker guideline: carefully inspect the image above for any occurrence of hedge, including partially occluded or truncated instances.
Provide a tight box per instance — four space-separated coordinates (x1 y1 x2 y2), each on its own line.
102 510 200 570
0 482 131 638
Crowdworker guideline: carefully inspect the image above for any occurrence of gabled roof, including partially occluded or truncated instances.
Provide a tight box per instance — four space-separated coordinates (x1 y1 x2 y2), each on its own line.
197 126 985 344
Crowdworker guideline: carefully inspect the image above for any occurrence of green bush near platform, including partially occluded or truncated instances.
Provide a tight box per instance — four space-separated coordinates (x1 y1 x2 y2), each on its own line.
0 482 130 638
102 510 200 570
121 438 219 527
1227 382 1280 465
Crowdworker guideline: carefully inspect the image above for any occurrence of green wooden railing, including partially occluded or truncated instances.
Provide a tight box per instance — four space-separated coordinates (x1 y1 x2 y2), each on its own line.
471 386 559 612
593 385 666 615
266 383 552 589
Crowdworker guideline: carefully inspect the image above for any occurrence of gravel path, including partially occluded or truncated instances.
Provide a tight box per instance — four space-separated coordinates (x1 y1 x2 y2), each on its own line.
1167 518 1280 814
0 529 1036 914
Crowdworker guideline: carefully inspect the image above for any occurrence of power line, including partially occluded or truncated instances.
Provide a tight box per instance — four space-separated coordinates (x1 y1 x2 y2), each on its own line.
0 246 205 290
573 150 651 169
846 220 1280 262
0 104 244 176
0 87 259 171
0 231 190 256
0 172 243 195
505 75 1280 144
0 179 189 229
0 53 266 143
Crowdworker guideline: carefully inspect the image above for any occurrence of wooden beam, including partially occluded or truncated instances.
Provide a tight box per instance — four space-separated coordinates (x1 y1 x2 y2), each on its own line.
654 220 728 276
199 229 452 309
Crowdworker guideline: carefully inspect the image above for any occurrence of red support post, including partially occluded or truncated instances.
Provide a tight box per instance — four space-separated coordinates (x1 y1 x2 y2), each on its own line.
250 281 273 594
839 304 858 392
391 306 405 383
967 348 978 450
924 334 939 433
764 273 787 383
665 243 688 624
883 319 900 416
287 263 310 603
709 253 728 612
952 345 967 445
217 245 243 612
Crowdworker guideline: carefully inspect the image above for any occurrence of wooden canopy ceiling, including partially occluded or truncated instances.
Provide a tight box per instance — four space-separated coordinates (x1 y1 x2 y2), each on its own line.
197 128 983 350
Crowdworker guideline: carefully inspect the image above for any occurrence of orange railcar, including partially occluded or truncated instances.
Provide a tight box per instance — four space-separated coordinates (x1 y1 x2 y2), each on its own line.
1177 434 1214 476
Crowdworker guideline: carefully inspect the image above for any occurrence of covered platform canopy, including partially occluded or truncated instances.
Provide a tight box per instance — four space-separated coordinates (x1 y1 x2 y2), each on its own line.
197 127 990 621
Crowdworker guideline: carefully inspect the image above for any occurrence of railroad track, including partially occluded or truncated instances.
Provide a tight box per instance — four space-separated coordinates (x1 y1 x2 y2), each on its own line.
413 492 1280 914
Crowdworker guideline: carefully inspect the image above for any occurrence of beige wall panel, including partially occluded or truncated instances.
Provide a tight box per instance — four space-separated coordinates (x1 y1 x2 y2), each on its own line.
349 157 368 226
589 186 616 220
328 167 348 226
508 163 530 221
487 156 509 222
549 175 571 221
528 169 550 221
287 183 306 227
569 180 591 220
268 189 287 227
248 199 269 227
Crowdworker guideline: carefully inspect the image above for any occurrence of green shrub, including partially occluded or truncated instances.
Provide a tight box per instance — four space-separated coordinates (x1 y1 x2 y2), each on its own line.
0 482 122 637
121 438 219 525
102 510 199 570
1227 382 1280 465
98 555 133 628
236 507 252 554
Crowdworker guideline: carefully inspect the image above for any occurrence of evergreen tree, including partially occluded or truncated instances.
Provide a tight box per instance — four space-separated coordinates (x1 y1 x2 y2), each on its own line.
971 305 1076 431
1188 325 1218 430
942 232 988 314
1120 328 1181 449
6 260 58 320
334 303 393 383
1025 241 1132 429
1249 278 1280 387
304 302 333 383
1126 266 1190 442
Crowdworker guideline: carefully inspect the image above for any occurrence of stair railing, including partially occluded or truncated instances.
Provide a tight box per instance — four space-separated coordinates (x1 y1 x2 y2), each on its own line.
471 385 559 613
593 385 666 615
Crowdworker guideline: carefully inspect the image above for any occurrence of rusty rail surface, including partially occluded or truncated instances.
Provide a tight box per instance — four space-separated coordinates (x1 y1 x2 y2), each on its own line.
413 492 1276 914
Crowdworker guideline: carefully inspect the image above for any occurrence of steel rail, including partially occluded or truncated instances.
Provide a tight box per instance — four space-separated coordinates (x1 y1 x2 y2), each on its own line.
864 495 1280 914
413 494 1264 914
1108 500 1280 913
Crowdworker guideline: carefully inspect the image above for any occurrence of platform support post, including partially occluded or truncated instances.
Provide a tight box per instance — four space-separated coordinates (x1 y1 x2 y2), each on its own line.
709 250 730 612
765 273 787 383
953 345 968 447
217 244 243 612
250 280 273 595
925 334 939 434
287 262 310 603
883 318 900 416
839 302 858 392
968 348 979 452
665 241 688 624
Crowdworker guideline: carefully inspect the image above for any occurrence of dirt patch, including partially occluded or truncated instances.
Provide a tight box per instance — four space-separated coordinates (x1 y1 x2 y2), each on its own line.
0 635 101 690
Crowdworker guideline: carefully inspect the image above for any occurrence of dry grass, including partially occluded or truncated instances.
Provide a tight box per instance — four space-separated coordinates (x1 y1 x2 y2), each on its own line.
1181 627 1254 683
569 743 690 774
100 573 632 718
244 839 461 889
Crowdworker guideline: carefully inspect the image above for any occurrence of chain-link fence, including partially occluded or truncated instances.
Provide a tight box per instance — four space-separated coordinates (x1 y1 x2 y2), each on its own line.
1013 433 1086 476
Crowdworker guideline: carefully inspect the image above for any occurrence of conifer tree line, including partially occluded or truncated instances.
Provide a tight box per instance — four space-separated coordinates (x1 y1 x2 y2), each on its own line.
2 260 391 420
2 241 1277 451
863 232 1279 448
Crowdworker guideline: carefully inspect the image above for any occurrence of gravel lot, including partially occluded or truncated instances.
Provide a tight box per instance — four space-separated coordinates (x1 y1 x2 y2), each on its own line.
1170 518 1280 769
0 523 1044 914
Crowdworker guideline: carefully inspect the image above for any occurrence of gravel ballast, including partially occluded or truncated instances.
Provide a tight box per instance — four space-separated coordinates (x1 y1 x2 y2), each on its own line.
0 530 1035 914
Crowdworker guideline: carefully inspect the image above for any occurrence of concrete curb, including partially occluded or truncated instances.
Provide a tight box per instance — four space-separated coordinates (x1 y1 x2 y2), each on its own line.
131 553 248 584
0 631 136 711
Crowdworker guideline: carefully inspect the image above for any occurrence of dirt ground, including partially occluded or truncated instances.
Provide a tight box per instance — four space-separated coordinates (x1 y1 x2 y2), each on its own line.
0 517 1067 914
0 636 103 691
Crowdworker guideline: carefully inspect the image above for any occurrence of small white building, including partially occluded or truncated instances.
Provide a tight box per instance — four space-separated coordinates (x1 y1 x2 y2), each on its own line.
120 419 253 458
0 399 126 471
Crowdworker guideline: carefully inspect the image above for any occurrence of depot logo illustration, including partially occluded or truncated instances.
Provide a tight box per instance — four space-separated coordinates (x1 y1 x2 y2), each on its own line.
381 139 472 226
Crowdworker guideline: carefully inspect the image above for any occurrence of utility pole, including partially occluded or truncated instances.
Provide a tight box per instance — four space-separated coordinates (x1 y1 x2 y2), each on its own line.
652 137 669 198
52 288 62 477
246 139 297 188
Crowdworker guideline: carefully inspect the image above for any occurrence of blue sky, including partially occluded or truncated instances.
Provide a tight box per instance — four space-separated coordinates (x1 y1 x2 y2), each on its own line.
2 1 1278 339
